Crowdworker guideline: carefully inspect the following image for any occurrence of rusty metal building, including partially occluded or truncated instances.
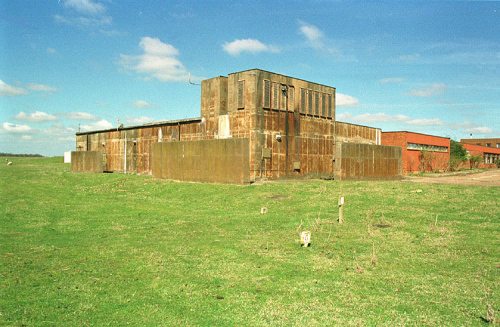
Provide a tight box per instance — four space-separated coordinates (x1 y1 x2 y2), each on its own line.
73 69 401 183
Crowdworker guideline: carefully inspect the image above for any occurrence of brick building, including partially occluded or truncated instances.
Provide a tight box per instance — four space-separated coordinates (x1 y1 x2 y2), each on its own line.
461 143 500 169
73 69 402 183
460 138 500 149
381 131 450 174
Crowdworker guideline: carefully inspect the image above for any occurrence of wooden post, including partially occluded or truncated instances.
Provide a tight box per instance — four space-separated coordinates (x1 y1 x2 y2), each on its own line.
338 196 344 223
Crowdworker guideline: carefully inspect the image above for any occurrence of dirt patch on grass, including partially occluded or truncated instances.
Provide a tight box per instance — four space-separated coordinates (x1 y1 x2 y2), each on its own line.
405 169 500 186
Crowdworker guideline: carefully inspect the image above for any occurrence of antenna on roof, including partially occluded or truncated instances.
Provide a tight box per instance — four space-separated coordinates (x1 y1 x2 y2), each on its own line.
188 72 201 86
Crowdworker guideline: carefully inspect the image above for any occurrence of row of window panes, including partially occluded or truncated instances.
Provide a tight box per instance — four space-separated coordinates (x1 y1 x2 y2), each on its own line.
262 80 294 111
484 154 500 164
299 87 333 117
407 143 448 152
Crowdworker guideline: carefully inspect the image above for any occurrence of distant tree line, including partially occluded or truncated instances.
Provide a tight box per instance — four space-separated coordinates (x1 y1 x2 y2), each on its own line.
0 153 44 157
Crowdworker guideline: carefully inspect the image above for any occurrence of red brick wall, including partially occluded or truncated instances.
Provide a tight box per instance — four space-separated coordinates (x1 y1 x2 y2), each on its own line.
462 143 500 168
382 132 450 174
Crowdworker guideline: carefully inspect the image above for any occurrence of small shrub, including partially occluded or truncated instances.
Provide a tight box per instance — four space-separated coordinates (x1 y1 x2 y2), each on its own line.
419 150 436 173
495 159 500 168
470 155 482 169
448 157 463 172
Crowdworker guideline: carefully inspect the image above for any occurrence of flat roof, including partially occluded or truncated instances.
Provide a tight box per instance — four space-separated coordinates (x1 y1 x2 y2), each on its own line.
76 117 202 135
229 68 336 90
336 121 381 131
382 131 450 140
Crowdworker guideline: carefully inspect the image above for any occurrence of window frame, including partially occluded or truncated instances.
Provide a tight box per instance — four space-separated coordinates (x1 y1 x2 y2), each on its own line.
237 80 245 109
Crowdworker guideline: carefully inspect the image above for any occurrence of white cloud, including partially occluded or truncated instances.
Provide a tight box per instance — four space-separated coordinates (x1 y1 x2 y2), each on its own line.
337 112 410 124
54 14 112 27
464 126 494 134
119 37 190 82
380 78 405 83
394 53 421 62
132 100 157 108
59 112 100 121
46 48 57 54
406 118 445 126
22 135 33 140
63 0 105 16
0 80 29 97
223 39 279 56
298 21 340 55
26 83 59 92
43 122 75 137
55 0 112 29
299 21 324 44
405 84 447 97
2 122 32 133
80 119 113 132
125 116 156 125
450 121 477 129
336 93 359 107
14 111 58 123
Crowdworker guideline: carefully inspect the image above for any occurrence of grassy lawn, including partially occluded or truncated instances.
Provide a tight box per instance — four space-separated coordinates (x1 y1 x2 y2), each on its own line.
1 157 499 326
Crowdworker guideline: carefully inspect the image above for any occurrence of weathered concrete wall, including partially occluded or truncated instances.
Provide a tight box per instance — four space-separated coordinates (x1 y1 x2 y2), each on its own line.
71 151 105 173
335 122 381 145
74 69 390 182
76 119 205 175
152 138 250 184
225 69 338 180
334 143 402 181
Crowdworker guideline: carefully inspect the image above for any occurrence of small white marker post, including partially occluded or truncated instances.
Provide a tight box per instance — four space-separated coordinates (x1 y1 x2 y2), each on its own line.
338 196 344 223
300 231 311 247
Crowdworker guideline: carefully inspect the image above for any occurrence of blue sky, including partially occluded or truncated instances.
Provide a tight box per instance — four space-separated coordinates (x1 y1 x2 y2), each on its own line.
1 0 498 156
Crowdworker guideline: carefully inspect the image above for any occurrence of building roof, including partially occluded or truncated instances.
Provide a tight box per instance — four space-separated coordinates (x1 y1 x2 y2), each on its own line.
76 117 202 135
230 68 336 89
381 131 450 140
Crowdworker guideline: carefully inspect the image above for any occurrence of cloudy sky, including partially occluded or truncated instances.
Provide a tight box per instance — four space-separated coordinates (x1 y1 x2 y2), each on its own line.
1 0 498 156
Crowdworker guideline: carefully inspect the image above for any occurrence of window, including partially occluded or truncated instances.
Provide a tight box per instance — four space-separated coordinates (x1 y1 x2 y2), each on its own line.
486 143 491 147
407 143 448 152
308 90 313 115
280 84 287 111
321 93 326 116
497 143 500 148
237 80 244 109
263 80 271 108
300 88 306 113
314 92 320 116
328 94 333 117
288 86 294 111
272 82 279 109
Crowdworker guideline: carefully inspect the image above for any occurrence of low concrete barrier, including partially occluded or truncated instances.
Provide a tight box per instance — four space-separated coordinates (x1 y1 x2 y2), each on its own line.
71 151 105 173
334 143 402 181
152 138 250 184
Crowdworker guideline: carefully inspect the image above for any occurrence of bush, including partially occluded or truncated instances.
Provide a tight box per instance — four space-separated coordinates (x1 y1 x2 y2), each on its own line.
450 140 468 161
470 155 482 169
448 157 463 172
495 159 500 168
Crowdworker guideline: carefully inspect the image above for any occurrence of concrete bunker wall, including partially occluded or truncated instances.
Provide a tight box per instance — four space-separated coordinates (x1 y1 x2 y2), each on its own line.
71 151 105 173
334 143 402 181
152 138 250 184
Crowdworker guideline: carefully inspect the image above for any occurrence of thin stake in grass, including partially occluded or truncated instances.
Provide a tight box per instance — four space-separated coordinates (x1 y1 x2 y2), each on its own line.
371 243 377 266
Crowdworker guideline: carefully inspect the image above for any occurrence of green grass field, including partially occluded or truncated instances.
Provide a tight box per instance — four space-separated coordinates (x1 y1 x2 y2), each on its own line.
1 157 499 326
